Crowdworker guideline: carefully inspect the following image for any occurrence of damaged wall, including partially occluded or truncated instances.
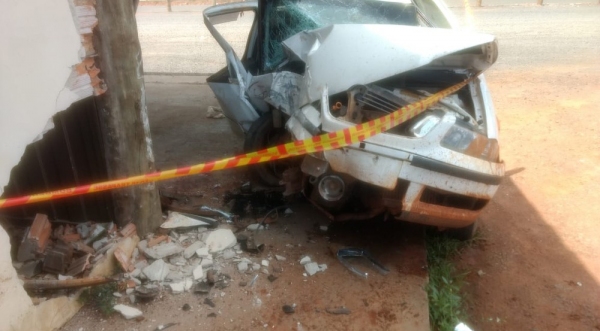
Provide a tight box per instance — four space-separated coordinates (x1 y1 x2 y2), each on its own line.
0 0 102 196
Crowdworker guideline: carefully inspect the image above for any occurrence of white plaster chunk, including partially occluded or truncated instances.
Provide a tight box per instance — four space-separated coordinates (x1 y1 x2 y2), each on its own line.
193 265 204 280
169 281 185 294
205 229 237 253
142 242 184 260
196 247 210 258
113 304 143 319
142 259 170 282
304 262 320 276
300 256 311 265
184 241 205 259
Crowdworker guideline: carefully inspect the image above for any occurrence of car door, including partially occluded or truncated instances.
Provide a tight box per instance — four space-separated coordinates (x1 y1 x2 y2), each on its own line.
203 1 264 135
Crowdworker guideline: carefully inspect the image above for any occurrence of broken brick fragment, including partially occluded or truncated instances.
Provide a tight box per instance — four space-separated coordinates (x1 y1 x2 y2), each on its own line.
119 223 137 238
148 235 167 248
29 214 52 252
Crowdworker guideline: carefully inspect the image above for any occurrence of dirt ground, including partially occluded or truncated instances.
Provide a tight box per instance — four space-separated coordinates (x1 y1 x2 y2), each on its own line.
457 66 600 330
62 4 600 331
61 77 430 331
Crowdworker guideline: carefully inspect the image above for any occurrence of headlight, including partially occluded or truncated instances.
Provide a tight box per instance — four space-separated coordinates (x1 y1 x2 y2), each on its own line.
441 125 499 162
410 115 441 138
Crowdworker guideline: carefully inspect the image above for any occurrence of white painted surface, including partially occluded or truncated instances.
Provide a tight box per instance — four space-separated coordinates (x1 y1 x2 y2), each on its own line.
0 0 81 194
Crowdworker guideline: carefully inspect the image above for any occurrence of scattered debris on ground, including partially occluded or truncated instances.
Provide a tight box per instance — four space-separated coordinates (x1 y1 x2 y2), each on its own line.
206 106 225 119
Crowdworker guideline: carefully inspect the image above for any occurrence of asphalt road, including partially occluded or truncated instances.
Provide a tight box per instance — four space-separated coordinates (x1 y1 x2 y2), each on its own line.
136 4 600 74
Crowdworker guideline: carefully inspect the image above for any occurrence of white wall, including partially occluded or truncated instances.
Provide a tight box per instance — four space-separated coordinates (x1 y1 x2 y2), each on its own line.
0 0 82 194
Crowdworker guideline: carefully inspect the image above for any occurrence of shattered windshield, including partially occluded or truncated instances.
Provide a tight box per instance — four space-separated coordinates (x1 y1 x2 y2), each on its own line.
262 0 420 70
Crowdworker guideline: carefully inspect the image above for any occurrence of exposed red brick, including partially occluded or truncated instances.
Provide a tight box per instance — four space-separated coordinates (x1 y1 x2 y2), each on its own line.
28 213 52 253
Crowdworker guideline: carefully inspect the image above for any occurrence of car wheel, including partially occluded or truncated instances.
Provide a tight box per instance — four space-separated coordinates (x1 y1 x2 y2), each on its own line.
244 114 298 186
447 221 478 241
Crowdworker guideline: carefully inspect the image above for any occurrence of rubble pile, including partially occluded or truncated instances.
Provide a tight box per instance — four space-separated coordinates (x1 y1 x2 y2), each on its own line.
14 213 134 285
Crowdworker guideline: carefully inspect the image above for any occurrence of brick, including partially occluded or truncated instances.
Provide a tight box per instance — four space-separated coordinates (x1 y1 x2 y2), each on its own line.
119 223 137 238
28 214 52 253
43 242 73 274
148 235 167 248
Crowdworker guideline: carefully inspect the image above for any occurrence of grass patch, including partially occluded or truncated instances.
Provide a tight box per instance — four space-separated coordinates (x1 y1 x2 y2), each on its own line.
426 232 476 331
79 283 118 316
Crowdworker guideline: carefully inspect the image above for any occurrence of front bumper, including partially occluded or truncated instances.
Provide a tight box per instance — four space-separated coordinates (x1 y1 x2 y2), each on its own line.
309 96 505 228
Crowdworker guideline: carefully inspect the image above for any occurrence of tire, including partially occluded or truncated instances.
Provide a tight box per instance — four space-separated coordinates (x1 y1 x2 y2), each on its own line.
447 221 478 241
244 114 298 186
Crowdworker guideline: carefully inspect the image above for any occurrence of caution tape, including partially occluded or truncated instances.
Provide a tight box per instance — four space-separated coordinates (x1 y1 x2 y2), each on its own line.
0 77 474 209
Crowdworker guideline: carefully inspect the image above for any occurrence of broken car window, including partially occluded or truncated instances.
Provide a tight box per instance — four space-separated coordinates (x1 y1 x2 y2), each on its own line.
262 0 420 70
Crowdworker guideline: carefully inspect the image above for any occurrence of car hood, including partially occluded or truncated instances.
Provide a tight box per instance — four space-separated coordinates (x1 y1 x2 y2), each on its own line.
282 24 498 103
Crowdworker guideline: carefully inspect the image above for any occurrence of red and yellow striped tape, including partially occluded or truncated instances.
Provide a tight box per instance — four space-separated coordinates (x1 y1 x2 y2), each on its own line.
0 78 472 209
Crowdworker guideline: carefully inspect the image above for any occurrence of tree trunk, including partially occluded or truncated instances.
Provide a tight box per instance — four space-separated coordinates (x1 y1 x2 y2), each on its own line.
93 0 162 236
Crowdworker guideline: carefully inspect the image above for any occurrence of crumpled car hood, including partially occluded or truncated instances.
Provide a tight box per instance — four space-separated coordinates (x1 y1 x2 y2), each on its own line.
282 24 498 103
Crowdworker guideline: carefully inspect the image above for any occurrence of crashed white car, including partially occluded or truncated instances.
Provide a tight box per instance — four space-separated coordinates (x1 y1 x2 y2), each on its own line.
204 0 504 239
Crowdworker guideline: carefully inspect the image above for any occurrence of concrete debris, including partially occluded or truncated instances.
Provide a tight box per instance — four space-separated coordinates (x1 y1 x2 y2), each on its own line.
185 278 193 291
169 281 185 294
304 262 321 276
113 292 122 298
206 105 225 119
142 259 170 282
261 268 269 275
252 296 262 308
166 271 184 282
284 208 294 215
129 294 136 304
200 257 214 268
113 304 143 320
318 264 328 272
275 255 287 261
58 274 73 281
161 212 215 229
261 259 269 267
206 229 237 253
246 223 266 231
92 237 109 251
184 241 205 259
126 288 134 295
141 242 184 260
222 249 236 260
169 255 187 266
299 256 311 265
155 323 180 331
237 261 248 272
196 247 210 258
193 265 204 280
76 222 92 239
252 263 261 271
